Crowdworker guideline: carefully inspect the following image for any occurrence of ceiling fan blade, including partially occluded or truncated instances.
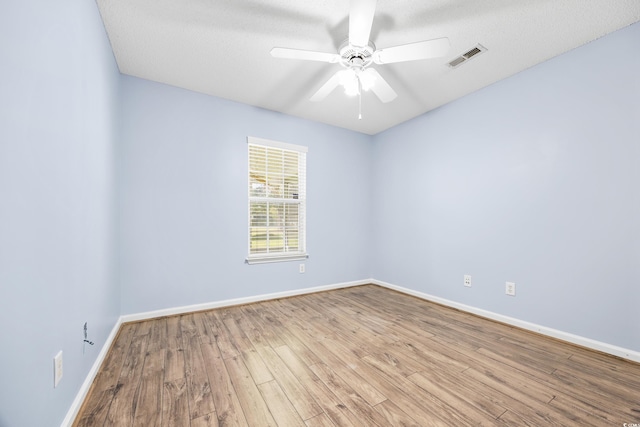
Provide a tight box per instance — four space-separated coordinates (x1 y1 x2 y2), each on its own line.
310 71 342 102
373 37 450 64
365 68 397 103
270 47 340 63
349 0 377 48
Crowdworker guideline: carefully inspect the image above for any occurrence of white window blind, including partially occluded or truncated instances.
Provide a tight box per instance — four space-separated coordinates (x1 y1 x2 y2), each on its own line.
246 137 307 264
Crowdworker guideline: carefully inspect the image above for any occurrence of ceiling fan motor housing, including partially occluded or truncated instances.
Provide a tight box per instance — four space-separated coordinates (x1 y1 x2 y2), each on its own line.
339 39 376 70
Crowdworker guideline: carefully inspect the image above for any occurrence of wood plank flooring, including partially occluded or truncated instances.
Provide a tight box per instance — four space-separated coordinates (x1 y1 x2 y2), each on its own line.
74 285 640 426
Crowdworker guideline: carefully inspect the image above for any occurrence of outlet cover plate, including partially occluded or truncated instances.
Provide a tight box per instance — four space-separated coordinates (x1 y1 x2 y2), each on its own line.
506 281 516 296
54 351 63 388
464 275 471 287
299 263 305 274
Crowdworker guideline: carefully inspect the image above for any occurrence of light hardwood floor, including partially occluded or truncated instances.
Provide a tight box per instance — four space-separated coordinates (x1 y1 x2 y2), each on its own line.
74 285 640 426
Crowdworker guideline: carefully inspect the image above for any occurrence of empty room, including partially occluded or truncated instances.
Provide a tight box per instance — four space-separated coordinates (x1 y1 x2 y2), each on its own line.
1 0 639 426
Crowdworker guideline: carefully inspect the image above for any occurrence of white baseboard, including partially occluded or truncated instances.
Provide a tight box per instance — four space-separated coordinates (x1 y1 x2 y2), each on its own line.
60 316 123 427
120 279 371 323
372 279 640 364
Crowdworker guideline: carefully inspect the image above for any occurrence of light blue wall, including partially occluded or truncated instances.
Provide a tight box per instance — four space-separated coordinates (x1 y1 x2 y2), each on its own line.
118 76 372 314
0 0 120 426
372 23 640 351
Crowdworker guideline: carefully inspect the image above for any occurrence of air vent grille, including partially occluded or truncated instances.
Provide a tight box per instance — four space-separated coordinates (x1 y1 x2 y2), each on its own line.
448 44 487 68
463 47 482 59
448 56 466 68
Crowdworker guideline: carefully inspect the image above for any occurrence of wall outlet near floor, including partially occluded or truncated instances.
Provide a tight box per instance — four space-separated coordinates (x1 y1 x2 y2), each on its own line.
464 275 472 287
54 351 63 388
299 263 305 274
506 281 516 296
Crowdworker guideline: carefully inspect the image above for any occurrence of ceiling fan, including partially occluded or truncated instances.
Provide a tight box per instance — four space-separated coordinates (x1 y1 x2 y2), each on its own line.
270 0 450 105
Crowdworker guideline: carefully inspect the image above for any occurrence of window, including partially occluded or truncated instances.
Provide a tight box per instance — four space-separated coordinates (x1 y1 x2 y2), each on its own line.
246 137 307 264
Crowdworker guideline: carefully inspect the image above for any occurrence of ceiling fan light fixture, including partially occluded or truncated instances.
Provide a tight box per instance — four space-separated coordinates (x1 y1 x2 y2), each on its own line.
339 69 360 96
359 69 376 91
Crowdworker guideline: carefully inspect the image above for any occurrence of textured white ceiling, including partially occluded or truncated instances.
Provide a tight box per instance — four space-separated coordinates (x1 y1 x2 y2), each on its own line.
97 0 640 134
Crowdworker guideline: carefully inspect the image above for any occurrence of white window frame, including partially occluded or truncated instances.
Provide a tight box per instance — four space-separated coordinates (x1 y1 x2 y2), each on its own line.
246 136 308 264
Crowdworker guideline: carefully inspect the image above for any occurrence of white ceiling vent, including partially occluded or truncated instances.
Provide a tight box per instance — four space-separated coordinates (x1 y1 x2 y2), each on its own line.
448 44 487 68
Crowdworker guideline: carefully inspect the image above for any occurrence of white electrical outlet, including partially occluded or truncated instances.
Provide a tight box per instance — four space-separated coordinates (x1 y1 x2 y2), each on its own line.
506 281 516 296
54 351 63 388
464 275 471 287
299 263 305 274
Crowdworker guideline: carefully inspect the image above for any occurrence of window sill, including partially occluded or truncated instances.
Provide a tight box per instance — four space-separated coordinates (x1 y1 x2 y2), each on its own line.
245 253 309 265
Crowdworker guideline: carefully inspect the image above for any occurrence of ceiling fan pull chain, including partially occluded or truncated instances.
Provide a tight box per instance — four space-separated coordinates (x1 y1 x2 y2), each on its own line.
358 78 363 120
